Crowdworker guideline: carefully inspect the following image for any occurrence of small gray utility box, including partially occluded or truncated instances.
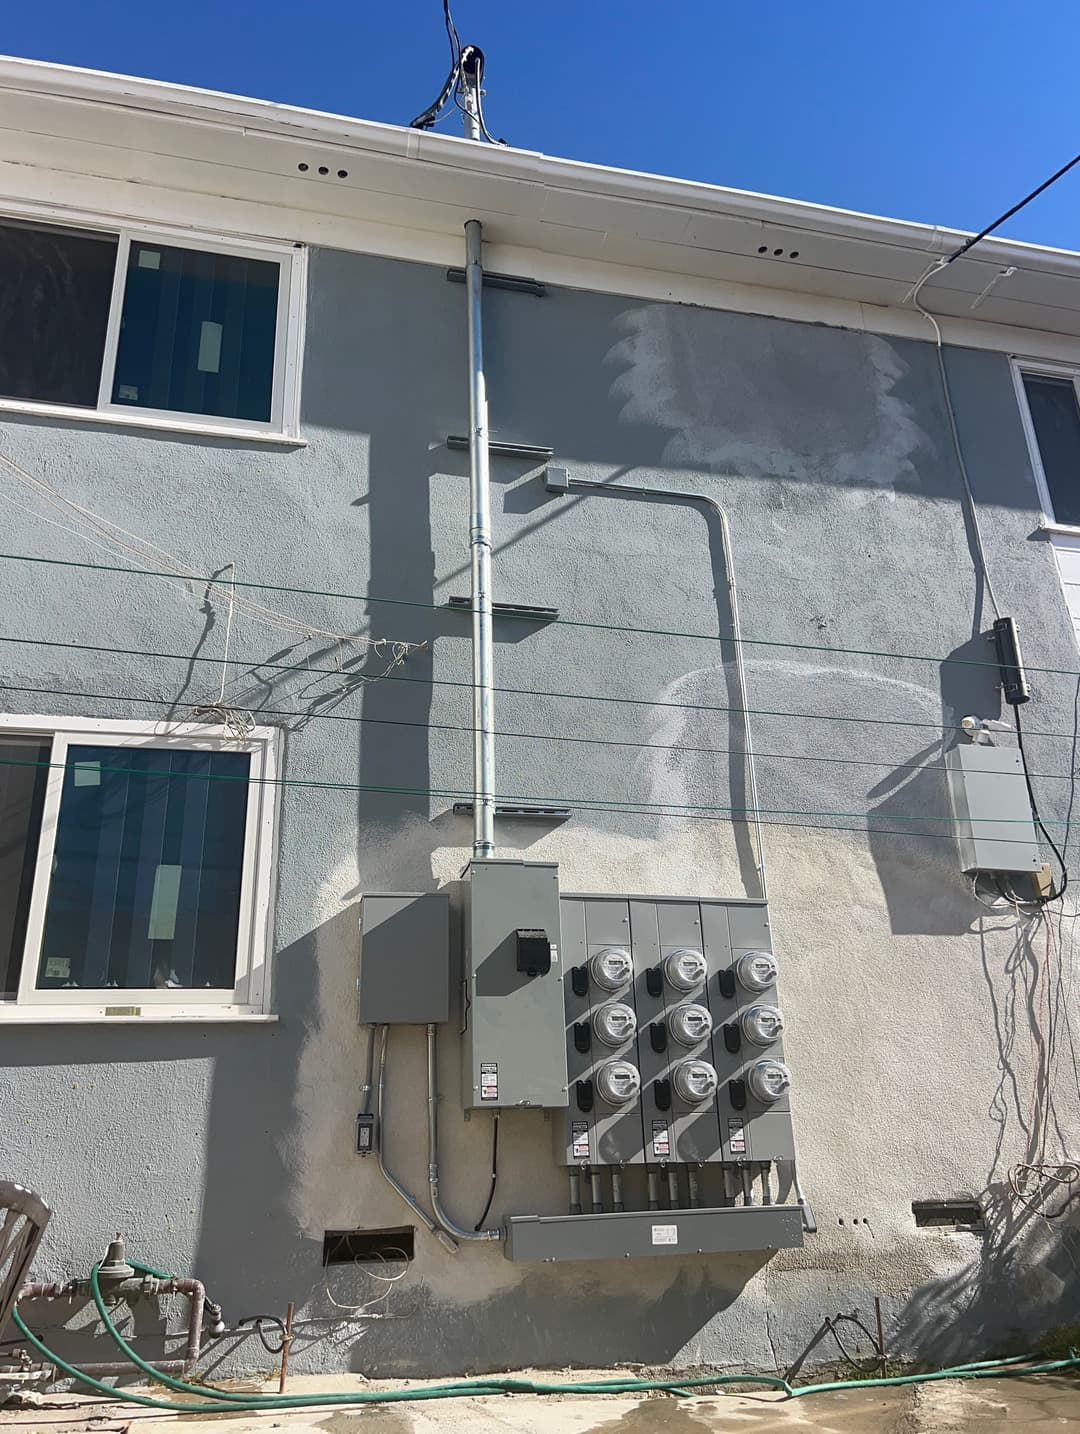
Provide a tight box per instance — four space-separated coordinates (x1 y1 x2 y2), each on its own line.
462 860 568 1108
357 892 450 1024
946 744 1040 875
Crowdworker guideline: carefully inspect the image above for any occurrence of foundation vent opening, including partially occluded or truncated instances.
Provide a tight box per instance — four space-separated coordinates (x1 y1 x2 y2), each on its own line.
322 1227 415 1264
911 1199 984 1231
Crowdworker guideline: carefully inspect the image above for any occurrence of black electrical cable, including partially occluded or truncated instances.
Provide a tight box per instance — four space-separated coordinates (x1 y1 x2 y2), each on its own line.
408 0 462 130
1013 701 1069 905
474 1112 499 1231
944 149 1080 267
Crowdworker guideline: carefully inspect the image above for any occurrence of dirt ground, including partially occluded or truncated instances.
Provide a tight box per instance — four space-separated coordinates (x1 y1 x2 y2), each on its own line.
3 1372 1080 1434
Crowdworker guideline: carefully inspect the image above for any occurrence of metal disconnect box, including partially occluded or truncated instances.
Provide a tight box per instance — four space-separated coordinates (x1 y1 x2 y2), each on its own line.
946 745 1040 874
506 1205 803 1262
357 892 450 1024
462 860 568 1109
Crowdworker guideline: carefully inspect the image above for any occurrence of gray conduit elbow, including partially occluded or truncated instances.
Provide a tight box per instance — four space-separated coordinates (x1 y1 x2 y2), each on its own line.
426 1024 503 1243
375 1026 458 1255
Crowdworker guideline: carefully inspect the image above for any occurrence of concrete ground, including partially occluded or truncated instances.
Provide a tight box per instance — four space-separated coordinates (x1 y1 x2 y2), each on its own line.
3 1372 1080 1433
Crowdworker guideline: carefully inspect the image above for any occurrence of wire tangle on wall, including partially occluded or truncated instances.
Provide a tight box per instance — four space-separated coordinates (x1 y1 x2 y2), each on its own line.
12 546 1080 684
321 1237 417 1321
0 451 426 695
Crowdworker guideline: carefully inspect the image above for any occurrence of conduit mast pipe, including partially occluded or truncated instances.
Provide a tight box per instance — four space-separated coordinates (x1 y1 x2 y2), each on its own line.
465 219 496 858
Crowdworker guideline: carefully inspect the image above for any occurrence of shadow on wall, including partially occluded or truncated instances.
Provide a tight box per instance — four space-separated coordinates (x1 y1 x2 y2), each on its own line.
892 912 1080 1361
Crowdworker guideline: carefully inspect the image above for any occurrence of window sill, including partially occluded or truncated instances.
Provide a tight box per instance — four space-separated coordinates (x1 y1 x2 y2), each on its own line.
0 1006 279 1024
0 396 306 447
1039 521 1080 538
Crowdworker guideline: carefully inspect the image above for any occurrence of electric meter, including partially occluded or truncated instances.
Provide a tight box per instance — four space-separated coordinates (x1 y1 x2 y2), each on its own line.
589 947 633 992
592 1001 638 1047
735 950 778 993
671 1059 719 1104
667 1002 713 1046
595 1059 642 1106
740 1004 785 1046
663 948 708 992
747 1059 791 1104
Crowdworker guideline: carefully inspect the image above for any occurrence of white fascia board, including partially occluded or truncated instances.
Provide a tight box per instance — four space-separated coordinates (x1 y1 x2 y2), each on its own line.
3 52 1080 285
6 159 1080 367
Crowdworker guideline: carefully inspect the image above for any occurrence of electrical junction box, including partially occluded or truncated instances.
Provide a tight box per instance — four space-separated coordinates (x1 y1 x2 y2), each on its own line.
357 892 450 1024
462 860 568 1109
946 745 1041 875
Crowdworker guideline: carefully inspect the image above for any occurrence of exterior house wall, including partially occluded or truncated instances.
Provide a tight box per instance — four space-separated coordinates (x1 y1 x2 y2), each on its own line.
2 241 1079 1376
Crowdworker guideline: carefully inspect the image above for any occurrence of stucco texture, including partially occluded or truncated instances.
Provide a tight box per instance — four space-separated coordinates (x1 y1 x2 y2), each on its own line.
1 246 1079 1377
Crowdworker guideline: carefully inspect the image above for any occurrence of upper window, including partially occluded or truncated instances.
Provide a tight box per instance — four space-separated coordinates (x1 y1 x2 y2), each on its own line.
0 217 303 439
1015 364 1080 528
0 717 280 1020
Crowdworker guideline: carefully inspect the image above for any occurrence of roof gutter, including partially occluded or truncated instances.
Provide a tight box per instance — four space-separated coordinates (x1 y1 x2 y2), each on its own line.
4 55 1080 283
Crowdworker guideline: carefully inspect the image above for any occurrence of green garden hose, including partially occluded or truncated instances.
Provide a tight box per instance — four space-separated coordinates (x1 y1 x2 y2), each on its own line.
8 1253 1080 1416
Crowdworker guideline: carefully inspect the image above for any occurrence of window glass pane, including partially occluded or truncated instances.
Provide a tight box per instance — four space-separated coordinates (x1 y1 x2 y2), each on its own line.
0 221 117 407
1023 374 1080 526
0 738 49 997
112 243 280 422
37 745 250 992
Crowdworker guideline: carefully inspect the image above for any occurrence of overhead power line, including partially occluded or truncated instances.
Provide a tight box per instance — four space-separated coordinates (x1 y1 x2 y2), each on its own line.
1 678 1076 785
0 751 1064 838
3 550 1080 681
4 631 1080 742
943 148 1080 268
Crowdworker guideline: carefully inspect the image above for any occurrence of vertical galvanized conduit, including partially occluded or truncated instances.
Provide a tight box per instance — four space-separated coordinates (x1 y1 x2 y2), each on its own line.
464 220 496 859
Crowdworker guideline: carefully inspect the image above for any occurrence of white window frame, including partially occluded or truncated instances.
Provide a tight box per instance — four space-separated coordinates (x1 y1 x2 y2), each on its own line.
0 715 281 1024
0 207 306 444
1011 357 1080 535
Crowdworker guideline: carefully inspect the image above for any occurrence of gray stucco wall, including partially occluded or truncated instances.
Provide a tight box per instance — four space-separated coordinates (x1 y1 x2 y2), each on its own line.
2 245 1080 1378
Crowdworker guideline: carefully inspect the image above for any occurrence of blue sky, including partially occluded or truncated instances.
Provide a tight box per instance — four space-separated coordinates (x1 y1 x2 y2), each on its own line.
6 1 1080 249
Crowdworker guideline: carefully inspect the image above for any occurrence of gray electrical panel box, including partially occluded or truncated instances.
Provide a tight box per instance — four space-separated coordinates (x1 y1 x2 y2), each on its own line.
946 744 1041 875
462 860 568 1109
357 892 450 1024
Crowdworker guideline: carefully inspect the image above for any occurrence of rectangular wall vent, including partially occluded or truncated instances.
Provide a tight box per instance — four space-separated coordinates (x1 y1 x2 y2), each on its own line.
911 1199 984 1230
322 1227 414 1264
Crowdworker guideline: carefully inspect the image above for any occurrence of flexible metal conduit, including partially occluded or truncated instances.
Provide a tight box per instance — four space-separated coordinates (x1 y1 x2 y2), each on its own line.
465 219 497 859
375 1025 458 1254
426 1023 502 1241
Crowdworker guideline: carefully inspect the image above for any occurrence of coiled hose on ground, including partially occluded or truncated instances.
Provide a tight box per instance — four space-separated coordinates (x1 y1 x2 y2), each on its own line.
10 1256 1080 1414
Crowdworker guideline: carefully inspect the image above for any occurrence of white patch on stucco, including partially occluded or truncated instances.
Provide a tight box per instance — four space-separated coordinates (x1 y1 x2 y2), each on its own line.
606 305 923 498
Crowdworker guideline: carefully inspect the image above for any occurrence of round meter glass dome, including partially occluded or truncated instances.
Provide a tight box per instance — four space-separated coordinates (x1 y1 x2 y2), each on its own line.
592 1001 638 1047
663 948 707 991
672 1059 719 1103
747 1059 791 1103
667 1002 713 1046
735 950 778 993
595 1059 642 1106
740 1004 785 1046
589 947 633 992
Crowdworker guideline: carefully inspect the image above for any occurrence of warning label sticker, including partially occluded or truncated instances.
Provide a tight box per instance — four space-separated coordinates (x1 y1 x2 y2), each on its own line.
480 1062 499 1101
651 1224 678 1246
728 1119 747 1155
571 1121 590 1159
651 1120 670 1159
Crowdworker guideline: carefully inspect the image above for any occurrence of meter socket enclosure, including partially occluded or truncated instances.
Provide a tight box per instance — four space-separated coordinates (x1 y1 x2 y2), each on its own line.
555 894 796 1170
